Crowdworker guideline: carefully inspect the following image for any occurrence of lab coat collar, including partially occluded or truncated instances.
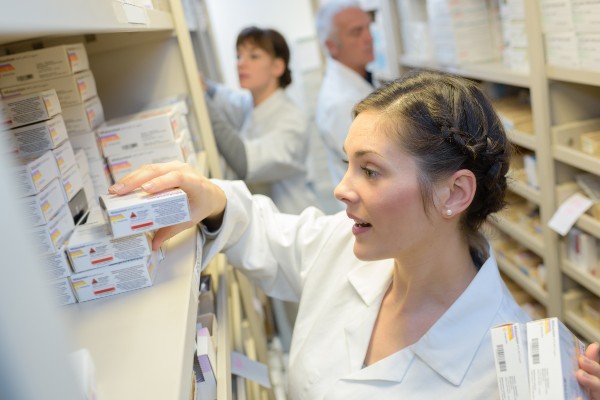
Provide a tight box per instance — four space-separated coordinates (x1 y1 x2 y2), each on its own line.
325 57 374 92
410 252 504 385
252 88 286 123
347 259 394 306
344 250 504 385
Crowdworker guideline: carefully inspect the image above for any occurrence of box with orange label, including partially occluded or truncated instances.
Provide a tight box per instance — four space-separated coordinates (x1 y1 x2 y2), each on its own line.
67 219 152 273
0 43 89 89
491 322 530 400
100 188 190 238
1 89 61 129
70 252 159 302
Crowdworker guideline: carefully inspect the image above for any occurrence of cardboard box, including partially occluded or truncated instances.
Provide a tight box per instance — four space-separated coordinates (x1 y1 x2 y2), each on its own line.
581 131 600 155
0 43 89 89
545 32 580 69
97 107 186 158
70 252 159 302
491 323 530 400
578 33 600 71
30 204 75 254
53 139 77 175
74 148 90 177
22 178 67 227
527 318 588 400
0 88 61 129
572 0 600 33
61 164 84 201
14 150 60 197
43 244 72 280
107 142 185 181
49 276 77 306
67 221 152 273
1 70 97 108
99 188 191 238
62 96 105 135
9 114 69 157
539 0 574 33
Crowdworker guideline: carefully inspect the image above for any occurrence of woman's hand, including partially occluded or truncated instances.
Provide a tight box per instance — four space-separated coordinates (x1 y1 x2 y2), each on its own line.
109 161 226 250
577 342 600 399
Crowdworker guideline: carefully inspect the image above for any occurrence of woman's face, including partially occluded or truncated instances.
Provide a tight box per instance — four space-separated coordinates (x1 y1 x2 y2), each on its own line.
236 42 280 94
334 111 439 261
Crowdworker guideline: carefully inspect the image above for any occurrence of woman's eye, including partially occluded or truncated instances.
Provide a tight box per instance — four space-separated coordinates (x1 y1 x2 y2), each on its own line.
361 166 378 178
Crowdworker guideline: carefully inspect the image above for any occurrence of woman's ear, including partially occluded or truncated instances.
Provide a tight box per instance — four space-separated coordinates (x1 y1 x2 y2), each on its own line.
272 57 285 79
441 169 477 218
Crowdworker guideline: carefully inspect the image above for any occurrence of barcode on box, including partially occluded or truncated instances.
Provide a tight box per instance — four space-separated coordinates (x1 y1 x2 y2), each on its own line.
496 344 507 372
531 337 540 364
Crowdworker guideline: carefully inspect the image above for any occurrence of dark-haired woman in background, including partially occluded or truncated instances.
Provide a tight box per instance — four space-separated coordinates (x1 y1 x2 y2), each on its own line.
203 26 316 214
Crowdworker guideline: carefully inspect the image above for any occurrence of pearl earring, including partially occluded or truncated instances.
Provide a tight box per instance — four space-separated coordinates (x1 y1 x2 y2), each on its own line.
446 209 453 216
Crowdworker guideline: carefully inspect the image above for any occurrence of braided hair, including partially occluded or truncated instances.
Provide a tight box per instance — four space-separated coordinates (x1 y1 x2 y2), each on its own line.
353 70 511 242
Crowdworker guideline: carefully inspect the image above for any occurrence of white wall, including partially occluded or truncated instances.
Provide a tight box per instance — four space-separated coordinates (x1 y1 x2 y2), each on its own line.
204 0 318 103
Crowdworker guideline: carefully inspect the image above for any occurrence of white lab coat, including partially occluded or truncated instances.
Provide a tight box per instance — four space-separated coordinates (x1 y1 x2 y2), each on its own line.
315 58 374 192
208 86 316 214
201 180 531 400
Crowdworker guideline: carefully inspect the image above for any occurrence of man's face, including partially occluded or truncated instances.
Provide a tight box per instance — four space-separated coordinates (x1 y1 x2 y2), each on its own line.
327 7 374 75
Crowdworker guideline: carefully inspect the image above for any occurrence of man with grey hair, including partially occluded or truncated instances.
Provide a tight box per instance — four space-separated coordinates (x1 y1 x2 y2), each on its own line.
314 0 375 209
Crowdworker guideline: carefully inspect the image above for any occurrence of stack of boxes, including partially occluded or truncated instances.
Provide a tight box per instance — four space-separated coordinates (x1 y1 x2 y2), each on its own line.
98 100 196 182
541 0 600 71
499 0 529 72
1 43 195 305
426 0 497 66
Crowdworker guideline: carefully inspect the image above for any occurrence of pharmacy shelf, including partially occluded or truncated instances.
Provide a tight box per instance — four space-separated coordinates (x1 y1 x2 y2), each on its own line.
562 258 600 299
508 129 537 151
546 66 600 88
0 2 173 44
490 214 545 257
61 228 198 400
563 309 600 345
575 214 600 241
496 255 548 306
553 145 600 177
398 55 531 88
507 178 541 205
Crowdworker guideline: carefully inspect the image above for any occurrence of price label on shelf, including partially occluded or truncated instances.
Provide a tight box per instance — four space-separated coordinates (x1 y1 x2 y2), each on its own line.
548 193 593 236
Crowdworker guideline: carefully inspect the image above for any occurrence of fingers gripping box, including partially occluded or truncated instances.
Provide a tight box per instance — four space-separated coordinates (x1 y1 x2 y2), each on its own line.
99 188 191 238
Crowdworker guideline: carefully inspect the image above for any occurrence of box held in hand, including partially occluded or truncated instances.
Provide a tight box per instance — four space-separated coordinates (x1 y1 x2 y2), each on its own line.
99 188 191 238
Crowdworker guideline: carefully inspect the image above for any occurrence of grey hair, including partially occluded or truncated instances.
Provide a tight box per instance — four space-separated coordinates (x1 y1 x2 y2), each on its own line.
315 0 362 50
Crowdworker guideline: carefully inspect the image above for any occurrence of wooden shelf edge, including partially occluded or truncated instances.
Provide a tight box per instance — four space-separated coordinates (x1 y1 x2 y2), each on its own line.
497 256 549 306
546 65 600 87
562 258 600 298
491 215 545 256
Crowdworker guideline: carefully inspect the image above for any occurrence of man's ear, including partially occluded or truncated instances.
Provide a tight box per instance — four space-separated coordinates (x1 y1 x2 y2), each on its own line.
440 169 477 218
325 38 339 58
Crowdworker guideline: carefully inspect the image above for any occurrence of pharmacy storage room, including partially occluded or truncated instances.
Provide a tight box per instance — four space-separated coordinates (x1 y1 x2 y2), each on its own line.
2 0 600 399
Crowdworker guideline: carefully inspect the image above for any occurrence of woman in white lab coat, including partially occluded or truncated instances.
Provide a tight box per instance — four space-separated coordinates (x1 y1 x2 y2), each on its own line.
203 26 316 215
110 71 600 399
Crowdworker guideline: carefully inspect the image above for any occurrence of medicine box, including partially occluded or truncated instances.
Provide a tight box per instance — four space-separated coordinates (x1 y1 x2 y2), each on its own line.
1 70 97 108
30 204 75 254
67 220 152 273
10 114 68 157
70 252 159 302
527 318 588 400
14 150 60 197
0 43 89 89
99 188 191 238
62 96 105 135
580 131 600 156
107 142 185 181
43 244 72 280
22 178 67 227
49 276 78 306
61 164 84 201
97 107 186 158
1 89 61 129
491 323 530 400
53 139 77 175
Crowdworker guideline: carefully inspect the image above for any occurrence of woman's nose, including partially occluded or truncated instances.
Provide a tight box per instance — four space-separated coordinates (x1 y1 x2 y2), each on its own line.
334 173 354 204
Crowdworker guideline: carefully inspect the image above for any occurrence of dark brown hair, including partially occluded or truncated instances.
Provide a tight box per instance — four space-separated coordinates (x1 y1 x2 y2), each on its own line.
353 70 511 242
236 26 292 88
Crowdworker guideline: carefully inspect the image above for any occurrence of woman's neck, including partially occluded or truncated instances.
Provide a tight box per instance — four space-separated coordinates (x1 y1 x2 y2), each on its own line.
251 81 279 106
